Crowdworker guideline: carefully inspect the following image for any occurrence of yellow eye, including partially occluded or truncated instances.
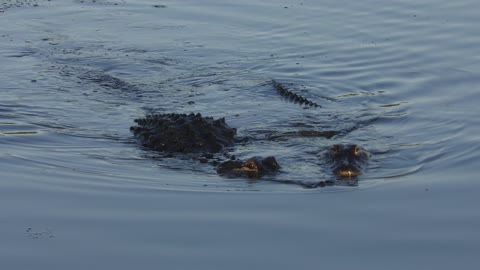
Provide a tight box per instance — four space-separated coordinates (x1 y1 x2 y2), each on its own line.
353 145 359 156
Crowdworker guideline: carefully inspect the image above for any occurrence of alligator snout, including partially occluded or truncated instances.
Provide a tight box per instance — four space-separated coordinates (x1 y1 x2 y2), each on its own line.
328 144 368 179
333 164 363 178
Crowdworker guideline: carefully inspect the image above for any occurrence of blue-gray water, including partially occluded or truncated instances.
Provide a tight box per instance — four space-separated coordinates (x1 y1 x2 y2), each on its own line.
1 0 479 269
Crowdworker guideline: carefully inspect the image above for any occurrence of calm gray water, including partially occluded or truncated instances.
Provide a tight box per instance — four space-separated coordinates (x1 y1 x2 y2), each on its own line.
1 0 480 269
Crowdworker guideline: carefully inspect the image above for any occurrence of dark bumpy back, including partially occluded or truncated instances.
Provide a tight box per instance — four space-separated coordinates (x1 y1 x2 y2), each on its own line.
130 113 236 153
272 80 320 108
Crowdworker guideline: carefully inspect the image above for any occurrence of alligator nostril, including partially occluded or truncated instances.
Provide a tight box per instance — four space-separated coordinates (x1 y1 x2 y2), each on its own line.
334 167 362 178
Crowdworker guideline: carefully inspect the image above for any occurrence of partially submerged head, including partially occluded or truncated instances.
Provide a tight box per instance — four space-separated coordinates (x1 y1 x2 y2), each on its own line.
216 156 280 178
327 144 368 179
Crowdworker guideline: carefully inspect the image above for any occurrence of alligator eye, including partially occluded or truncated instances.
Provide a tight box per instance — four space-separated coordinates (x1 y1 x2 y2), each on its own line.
353 145 359 156
331 145 342 155
353 145 365 158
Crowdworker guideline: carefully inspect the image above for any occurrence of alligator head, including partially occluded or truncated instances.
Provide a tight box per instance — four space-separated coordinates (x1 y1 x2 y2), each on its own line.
216 156 280 178
327 144 368 179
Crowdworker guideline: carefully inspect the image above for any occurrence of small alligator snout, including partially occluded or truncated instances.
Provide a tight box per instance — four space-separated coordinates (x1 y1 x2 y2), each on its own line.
328 144 368 179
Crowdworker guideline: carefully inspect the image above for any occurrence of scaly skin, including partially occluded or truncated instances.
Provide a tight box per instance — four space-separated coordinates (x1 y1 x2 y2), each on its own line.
272 80 321 108
130 113 236 153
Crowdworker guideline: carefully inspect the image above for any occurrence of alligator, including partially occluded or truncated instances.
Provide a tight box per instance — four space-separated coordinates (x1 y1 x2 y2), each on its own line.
130 112 281 177
130 111 369 188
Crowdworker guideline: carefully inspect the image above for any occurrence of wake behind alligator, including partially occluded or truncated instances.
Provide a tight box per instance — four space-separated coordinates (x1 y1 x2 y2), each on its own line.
130 81 369 189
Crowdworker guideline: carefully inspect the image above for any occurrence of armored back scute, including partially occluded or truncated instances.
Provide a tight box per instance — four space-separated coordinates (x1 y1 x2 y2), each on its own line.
130 113 236 153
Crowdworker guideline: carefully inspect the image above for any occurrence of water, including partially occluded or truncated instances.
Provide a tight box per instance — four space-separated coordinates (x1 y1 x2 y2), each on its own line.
1 0 480 269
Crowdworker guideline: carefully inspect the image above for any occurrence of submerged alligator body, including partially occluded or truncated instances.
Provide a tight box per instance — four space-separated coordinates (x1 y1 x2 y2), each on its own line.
130 111 369 188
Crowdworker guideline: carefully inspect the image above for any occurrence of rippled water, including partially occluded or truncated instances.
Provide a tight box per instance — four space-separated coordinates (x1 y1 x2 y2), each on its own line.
1 0 480 269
